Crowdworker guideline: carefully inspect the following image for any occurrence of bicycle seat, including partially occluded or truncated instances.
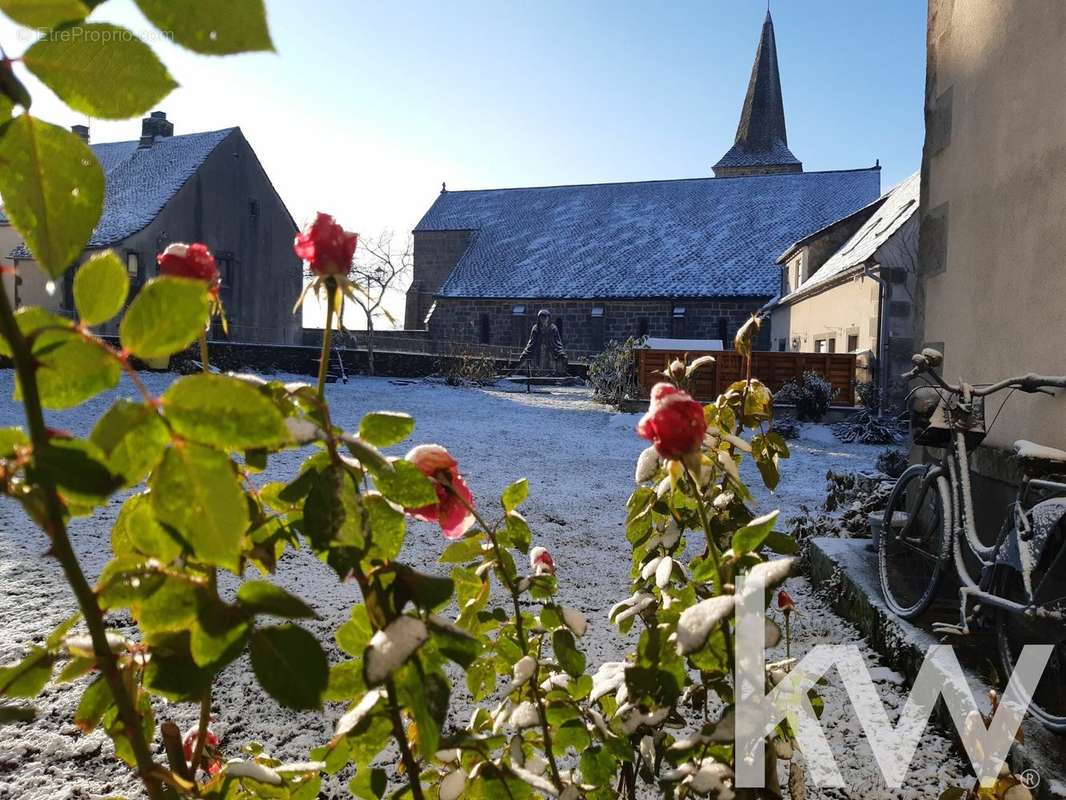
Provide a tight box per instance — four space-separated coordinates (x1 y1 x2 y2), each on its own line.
1014 439 1066 474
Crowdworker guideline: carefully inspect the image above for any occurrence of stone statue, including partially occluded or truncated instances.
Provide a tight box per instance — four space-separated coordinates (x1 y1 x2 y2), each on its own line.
518 309 567 375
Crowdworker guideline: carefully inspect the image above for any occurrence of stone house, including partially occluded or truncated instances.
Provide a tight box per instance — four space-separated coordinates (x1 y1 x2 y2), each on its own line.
404 12 882 356
916 0 1066 537
769 171 919 407
2 112 302 344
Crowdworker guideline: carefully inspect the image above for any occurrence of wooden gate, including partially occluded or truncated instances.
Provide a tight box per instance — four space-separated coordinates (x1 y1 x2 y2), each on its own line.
638 349 857 405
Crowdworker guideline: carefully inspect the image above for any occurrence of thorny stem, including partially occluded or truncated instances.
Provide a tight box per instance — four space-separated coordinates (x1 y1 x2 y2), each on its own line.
198 331 210 374
450 490 565 792
384 677 427 800
317 280 338 399
0 289 165 799
191 568 216 776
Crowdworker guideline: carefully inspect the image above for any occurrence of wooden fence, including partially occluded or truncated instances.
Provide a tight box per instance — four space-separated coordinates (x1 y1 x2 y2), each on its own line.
638 349 857 405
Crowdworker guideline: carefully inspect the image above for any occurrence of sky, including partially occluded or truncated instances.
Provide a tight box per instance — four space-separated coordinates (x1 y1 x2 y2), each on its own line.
0 0 927 328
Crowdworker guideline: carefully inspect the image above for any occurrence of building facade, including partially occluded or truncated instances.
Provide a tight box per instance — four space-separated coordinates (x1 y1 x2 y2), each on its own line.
405 13 881 356
4 112 302 345
770 172 919 407
916 0 1066 537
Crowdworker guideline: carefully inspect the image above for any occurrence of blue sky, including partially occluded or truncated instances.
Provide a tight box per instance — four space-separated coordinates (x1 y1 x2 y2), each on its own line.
1 0 926 325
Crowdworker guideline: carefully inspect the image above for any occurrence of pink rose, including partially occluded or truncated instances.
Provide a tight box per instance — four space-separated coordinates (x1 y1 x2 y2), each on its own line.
404 444 475 540
530 546 555 575
157 243 219 290
636 383 707 459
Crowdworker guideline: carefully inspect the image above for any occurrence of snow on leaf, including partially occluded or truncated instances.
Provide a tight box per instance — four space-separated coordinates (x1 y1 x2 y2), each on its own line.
589 661 626 703
439 768 468 800
561 607 587 637
641 556 662 581
364 616 428 686
635 446 659 483
509 701 540 729
676 595 735 655
225 759 282 785
510 763 560 797
684 759 735 798
655 556 674 588
332 687 385 740
742 558 795 595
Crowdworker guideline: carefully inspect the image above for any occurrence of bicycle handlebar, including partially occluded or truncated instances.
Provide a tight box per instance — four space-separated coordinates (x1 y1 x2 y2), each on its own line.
903 359 1066 397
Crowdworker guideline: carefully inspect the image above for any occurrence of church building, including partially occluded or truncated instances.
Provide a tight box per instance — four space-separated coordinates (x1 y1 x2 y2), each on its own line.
404 12 882 356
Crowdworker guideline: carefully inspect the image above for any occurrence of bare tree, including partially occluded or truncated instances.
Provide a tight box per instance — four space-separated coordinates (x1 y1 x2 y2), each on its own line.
347 231 412 375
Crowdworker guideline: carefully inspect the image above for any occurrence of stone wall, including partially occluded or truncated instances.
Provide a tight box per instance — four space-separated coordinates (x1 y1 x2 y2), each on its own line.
404 230 474 329
424 296 769 356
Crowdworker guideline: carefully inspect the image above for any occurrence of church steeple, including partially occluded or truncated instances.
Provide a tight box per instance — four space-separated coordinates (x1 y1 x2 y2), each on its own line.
713 11 803 178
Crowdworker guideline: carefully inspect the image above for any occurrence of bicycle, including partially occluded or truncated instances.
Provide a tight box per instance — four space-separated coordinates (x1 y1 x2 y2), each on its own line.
879 348 1066 732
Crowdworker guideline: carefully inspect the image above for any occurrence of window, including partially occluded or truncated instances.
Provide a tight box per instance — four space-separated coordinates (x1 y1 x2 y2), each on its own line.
717 318 728 346
478 313 490 344
815 338 828 354
777 338 787 352
590 305 604 318
589 306 605 350
511 305 528 347
847 334 859 352
125 251 140 280
512 305 526 315
671 305 686 338
828 338 836 353
637 317 649 338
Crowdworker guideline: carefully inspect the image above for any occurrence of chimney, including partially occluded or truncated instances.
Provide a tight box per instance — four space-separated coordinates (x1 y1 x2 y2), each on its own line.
138 110 174 148
71 124 89 144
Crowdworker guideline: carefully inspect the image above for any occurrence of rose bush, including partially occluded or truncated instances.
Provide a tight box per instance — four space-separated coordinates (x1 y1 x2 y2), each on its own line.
0 3 1009 799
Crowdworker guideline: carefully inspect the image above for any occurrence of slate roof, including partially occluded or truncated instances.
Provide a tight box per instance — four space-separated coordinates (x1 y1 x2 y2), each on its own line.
713 11 801 174
778 170 919 305
10 127 235 259
417 167 881 300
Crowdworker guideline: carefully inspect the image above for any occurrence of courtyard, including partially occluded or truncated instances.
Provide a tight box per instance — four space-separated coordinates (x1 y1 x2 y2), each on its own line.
0 373 968 798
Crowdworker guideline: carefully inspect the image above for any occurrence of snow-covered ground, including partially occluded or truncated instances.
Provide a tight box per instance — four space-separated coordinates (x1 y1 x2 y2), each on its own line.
0 373 969 798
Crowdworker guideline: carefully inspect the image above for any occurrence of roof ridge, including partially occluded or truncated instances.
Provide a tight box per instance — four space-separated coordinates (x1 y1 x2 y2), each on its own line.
90 126 238 149
435 165 882 195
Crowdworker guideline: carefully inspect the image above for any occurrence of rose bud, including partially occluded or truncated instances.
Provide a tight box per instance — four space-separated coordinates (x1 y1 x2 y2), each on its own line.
403 444 475 540
294 212 358 277
157 243 220 290
637 383 708 460
530 546 555 575
777 589 796 615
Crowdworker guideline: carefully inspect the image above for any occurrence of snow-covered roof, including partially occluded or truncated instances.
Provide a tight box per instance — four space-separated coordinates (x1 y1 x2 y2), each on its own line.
11 127 235 259
777 170 919 305
417 167 881 300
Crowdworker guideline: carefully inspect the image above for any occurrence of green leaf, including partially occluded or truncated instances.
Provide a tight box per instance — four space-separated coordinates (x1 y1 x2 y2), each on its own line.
395 663 447 757
501 512 531 553
427 617 479 669
113 493 183 561
24 23 177 119
336 605 373 658
190 599 249 667
370 458 436 508
25 331 120 410
73 250 129 325
358 411 414 447
579 746 616 787
0 703 35 724
394 565 454 613
0 115 104 278
74 674 112 732
764 530 799 555
119 277 210 360
91 400 169 485
501 478 528 513
150 444 248 572
249 624 328 710
237 581 317 619
0 427 28 458
349 767 388 800
163 374 288 450
0 648 54 698
30 438 121 502
732 511 780 557
552 629 586 678
0 0 87 29
138 577 200 632
465 656 496 701
0 306 68 358
134 0 274 55
362 492 405 564
439 534 484 564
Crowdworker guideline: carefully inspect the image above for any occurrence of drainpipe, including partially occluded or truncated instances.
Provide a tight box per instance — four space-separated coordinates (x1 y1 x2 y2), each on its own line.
862 260 888 415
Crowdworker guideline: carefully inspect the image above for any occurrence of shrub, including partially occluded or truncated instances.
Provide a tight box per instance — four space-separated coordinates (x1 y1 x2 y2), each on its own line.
855 379 880 412
439 350 497 386
772 413 800 440
774 370 836 421
833 409 905 444
876 447 909 478
586 337 641 407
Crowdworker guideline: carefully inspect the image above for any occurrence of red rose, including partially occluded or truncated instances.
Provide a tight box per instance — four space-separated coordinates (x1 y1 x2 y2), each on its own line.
157 243 219 289
777 589 796 614
182 728 221 776
294 212 358 277
404 444 475 540
636 383 707 459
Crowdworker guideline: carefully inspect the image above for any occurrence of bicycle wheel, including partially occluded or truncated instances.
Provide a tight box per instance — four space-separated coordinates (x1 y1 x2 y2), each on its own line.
878 464 951 620
996 522 1066 733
